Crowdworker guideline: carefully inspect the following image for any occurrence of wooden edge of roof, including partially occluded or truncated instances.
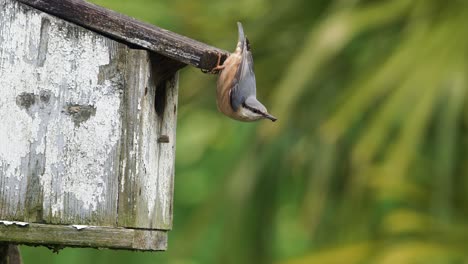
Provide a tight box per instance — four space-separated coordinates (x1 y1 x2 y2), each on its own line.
16 0 229 71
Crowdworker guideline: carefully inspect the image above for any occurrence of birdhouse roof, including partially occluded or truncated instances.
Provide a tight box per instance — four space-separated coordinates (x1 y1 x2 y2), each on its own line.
17 0 228 71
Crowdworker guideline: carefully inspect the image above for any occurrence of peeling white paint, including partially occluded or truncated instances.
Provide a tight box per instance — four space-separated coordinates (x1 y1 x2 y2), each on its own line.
158 75 178 223
1 0 177 230
0 221 13 226
120 158 126 192
137 62 157 219
32 18 119 215
1 1 121 219
0 220 29 227
140 73 178 223
0 3 43 217
72 224 92 230
35 134 46 155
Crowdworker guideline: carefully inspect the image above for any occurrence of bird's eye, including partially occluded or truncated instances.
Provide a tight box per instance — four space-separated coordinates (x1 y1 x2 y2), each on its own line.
243 103 263 115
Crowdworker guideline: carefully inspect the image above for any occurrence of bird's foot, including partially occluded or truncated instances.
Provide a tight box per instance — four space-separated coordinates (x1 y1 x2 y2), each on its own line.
202 53 226 74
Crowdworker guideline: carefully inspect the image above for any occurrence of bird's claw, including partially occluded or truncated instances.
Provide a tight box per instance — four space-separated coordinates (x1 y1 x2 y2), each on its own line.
203 53 225 74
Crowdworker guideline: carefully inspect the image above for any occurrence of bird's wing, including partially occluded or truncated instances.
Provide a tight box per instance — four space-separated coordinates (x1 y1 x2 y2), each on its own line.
230 38 257 111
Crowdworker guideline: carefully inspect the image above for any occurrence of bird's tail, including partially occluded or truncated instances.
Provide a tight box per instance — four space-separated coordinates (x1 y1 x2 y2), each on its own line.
237 22 246 51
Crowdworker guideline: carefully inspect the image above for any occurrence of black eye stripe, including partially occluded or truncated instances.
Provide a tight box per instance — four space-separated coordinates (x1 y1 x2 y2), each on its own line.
242 103 263 115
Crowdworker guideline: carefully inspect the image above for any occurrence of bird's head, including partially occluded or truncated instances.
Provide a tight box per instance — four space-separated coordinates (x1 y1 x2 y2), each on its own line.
238 96 277 122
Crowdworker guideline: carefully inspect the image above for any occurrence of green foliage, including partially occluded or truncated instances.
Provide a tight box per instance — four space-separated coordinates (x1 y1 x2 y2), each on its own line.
21 0 468 263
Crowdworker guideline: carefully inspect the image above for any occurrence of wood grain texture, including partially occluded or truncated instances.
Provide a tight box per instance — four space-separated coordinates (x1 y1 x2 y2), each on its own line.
0 244 22 264
0 0 178 249
16 0 230 71
0 222 167 251
1 0 122 226
116 52 179 230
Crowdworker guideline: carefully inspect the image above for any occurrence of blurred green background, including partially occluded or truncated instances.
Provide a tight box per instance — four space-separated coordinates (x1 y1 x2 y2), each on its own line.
20 0 468 263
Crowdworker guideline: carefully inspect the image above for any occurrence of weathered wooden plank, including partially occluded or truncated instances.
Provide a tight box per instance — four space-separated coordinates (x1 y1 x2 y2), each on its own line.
0 0 178 232
0 244 22 264
0 0 122 225
0 221 167 250
117 52 178 230
15 0 230 71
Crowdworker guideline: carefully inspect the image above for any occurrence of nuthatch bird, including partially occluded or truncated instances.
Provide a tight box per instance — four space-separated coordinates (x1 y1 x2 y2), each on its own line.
213 22 277 122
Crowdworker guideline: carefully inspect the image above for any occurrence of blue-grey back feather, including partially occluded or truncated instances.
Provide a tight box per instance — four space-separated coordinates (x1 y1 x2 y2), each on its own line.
236 22 245 50
230 22 257 111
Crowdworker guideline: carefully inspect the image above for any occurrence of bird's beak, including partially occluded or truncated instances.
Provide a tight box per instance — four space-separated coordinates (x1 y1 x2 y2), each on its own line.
263 113 277 122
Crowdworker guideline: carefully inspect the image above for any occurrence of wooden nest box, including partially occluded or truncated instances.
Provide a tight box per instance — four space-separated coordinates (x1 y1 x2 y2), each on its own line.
0 0 228 251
